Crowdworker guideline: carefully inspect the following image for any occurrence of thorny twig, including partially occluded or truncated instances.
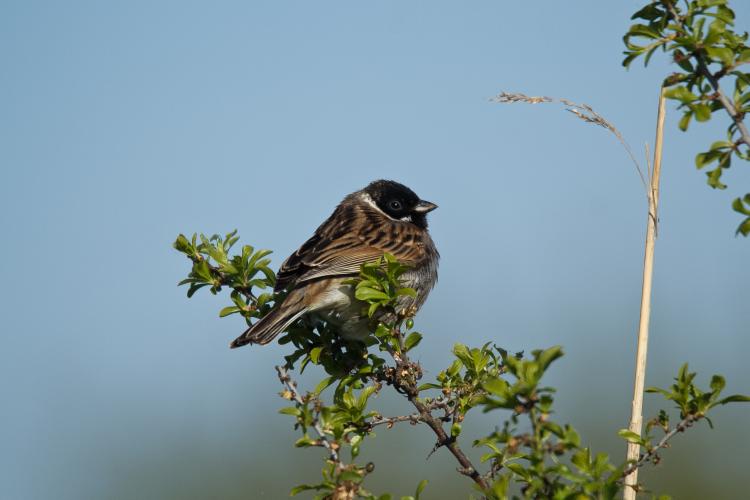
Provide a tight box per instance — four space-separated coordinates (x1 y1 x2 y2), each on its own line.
621 414 697 478
377 328 491 492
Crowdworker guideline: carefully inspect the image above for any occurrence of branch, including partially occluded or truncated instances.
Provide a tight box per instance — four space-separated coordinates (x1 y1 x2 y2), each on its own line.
622 414 697 478
381 336 490 492
275 365 340 463
694 54 750 149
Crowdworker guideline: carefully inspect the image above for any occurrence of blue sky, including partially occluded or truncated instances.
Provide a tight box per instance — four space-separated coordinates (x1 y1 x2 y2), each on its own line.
2 2 749 498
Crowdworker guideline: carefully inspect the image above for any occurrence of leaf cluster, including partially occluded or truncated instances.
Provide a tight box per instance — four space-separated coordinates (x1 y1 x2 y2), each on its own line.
173 230 277 324
623 0 750 235
174 235 750 499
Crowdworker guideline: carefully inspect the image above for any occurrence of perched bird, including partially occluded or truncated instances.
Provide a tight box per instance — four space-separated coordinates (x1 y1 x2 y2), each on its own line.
230 180 439 348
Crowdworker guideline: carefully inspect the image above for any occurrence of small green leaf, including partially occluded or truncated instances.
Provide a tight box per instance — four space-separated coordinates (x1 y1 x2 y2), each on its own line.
338 470 362 482
710 374 726 393
219 306 240 317
483 377 510 396
355 286 390 302
664 86 698 104
290 484 318 496
313 376 334 395
310 347 323 364
706 166 727 189
692 103 711 122
506 462 530 479
395 287 417 298
678 111 693 131
736 217 750 237
173 234 192 253
294 436 316 448
414 479 428 500
617 429 645 445
705 46 734 66
732 196 750 215
717 395 750 405
404 332 423 351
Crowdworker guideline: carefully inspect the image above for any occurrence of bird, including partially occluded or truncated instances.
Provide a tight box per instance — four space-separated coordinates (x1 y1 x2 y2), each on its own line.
230 179 439 348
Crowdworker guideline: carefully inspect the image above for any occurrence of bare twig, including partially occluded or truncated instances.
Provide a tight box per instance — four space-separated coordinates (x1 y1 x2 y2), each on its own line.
368 413 421 429
491 92 649 197
623 86 667 500
275 365 340 463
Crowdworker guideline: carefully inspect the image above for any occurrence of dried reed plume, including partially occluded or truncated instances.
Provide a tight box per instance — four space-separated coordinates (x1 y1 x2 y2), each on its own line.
491 92 649 197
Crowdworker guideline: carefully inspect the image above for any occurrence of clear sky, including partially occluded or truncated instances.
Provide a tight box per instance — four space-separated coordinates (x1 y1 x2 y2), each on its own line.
2 1 749 499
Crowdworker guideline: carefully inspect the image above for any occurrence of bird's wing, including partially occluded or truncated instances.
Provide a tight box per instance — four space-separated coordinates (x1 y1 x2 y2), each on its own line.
274 204 427 292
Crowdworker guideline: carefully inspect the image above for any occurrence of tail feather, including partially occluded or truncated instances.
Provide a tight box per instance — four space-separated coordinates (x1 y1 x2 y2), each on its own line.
230 303 307 348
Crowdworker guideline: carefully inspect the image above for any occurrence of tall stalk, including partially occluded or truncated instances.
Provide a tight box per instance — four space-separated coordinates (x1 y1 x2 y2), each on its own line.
623 86 667 499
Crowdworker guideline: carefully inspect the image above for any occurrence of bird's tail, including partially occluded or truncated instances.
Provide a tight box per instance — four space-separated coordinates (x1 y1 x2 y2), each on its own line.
229 294 307 348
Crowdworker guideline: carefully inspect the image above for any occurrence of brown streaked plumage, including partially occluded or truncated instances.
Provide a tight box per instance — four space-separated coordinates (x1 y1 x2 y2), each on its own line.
230 180 439 348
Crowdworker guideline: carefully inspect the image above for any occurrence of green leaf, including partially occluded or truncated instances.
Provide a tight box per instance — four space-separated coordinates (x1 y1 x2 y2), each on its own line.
618 429 645 445
631 4 663 21
313 376 334 396
219 306 240 317
627 23 662 40
732 196 750 215
692 103 712 122
404 332 423 351
706 166 727 189
279 407 301 417
736 216 750 237
186 283 209 298
571 448 591 471
678 111 693 131
355 286 390 302
717 395 750 405
414 479 428 500
506 462 530 479
395 287 417 298
710 374 726 392
194 260 213 282
310 347 323 364
294 436 316 448
697 0 727 7
483 377 510 396
338 470 362 482
537 345 563 370
173 234 192 253
290 484 319 496
664 86 698 104
705 46 735 66
452 343 473 369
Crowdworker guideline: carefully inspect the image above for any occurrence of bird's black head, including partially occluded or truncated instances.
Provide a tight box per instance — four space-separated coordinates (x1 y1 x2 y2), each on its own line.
363 179 437 229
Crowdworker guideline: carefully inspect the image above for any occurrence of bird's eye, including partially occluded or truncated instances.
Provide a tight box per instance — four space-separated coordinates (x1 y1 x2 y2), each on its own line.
388 200 402 211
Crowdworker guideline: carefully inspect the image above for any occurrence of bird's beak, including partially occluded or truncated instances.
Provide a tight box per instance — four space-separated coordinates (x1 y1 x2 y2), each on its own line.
414 200 438 213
